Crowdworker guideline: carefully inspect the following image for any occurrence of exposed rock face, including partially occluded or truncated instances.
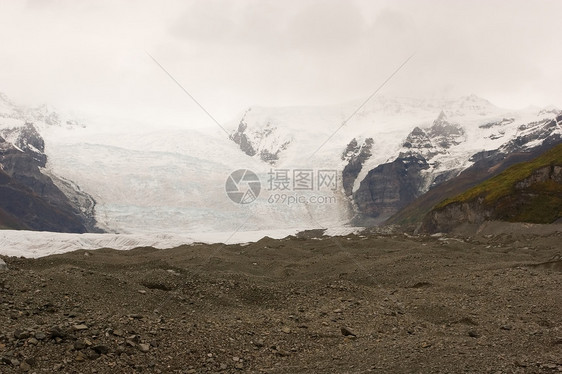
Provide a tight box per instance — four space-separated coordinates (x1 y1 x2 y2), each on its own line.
341 137 373 196
353 112 465 222
500 116 562 154
0 125 97 232
426 110 465 149
47 173 100 233
0 123 47 166
230 110 291 165
515 165 562 187
353 154 430 223
420 198 493 233
230 120 256 157
353 111 562 224
421 163 562 233
398 112 465 169
387 148 540 226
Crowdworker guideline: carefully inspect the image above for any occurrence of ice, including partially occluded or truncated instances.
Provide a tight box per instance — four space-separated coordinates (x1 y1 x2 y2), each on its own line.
0 227 362 258
0 92 559 257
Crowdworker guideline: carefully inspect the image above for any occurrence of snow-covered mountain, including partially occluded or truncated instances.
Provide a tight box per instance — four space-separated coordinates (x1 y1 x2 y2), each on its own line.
0 92 85 130
1 91 560 238
0 94 96 232
228 95 561 223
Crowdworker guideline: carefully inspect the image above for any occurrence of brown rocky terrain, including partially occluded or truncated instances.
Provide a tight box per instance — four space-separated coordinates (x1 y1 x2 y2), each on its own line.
0 226 561 373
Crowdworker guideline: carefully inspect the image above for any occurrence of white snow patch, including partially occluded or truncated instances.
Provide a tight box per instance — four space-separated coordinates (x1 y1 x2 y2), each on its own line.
0 226 362 258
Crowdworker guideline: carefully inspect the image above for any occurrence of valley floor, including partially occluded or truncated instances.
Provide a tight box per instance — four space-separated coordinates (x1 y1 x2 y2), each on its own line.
0 228 561 373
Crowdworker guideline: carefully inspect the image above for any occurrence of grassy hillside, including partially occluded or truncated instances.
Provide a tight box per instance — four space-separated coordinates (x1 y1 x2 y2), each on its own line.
387 145 555 226
434 143 562 223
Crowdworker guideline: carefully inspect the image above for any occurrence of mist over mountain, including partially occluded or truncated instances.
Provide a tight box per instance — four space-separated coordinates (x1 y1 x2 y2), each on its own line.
1 91 560 241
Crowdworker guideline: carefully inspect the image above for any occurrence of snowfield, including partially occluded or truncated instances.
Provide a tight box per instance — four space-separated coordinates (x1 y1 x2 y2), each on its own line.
41 125 353 235
0 227 362 258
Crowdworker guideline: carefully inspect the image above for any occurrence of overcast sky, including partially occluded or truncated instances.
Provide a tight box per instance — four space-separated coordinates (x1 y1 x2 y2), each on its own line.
0 0 561 127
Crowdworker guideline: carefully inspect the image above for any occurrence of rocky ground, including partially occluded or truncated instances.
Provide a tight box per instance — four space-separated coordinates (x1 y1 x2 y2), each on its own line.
0 226 561 373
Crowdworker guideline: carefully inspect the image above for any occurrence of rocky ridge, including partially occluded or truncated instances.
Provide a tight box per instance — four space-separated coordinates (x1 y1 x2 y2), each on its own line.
421 143 562 233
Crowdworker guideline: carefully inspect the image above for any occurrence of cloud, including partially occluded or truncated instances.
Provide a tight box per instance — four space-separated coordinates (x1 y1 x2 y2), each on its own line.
171 0 367 52
285 1 366 50
0 0 561 127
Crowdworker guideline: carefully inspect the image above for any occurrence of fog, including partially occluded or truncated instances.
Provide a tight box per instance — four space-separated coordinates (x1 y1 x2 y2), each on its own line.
1 0 561 128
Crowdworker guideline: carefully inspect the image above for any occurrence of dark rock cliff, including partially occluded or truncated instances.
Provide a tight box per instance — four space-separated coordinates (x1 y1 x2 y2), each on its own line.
353 154 430 224
0 125 97 232
341 138 373 196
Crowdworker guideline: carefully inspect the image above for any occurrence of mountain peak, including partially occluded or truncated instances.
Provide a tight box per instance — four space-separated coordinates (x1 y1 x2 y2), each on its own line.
435 110 447 123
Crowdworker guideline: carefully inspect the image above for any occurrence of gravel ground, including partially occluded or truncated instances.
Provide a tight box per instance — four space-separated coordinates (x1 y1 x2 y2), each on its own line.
0 228 561 373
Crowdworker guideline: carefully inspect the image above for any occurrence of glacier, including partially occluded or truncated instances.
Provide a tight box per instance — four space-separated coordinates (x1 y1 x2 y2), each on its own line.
0 92 560 257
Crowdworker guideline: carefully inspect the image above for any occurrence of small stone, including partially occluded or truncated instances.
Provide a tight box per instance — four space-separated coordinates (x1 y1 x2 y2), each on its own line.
253 339 264 348
125 339 136 347
500 325 512 331
19 361 31 371
35 332 46 340
28 338 39 345
275 349 290 357
0 259 8 271
92 345 110 355
138 290 147 294
112 329 124 337
219 363 228 370
232 356 240 362
14 329 31 340
468 330 480 338
85 349 100 360
341 327 357 337
49 326 66 339
138 343 150 353
72 324 88 331
333 309 343 314
281 327 291 334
